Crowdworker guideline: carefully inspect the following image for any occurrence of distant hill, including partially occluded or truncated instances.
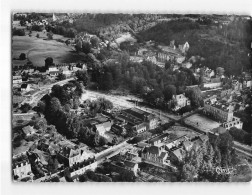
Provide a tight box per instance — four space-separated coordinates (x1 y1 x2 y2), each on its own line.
137 18 252 75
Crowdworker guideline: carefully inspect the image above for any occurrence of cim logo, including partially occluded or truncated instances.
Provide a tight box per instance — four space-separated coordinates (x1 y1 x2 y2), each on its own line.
215 167 236 175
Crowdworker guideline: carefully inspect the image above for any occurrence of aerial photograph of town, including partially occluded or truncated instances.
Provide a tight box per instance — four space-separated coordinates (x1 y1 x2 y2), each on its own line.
11 12 252 183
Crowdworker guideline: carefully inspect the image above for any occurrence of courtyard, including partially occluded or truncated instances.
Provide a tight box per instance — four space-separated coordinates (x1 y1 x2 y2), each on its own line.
184 113 220 133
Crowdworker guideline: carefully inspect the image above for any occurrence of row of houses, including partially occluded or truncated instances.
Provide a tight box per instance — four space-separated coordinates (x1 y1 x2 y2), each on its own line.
141 133 208 168
47 63 87 77
117 131 208 171
130 41 188 66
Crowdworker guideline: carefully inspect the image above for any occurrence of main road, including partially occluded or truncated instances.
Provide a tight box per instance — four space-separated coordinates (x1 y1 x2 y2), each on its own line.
23 79 251 161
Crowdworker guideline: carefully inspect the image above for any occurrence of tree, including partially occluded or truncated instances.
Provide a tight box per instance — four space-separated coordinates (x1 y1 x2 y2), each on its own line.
120 170 136 182
90 36 100 48
75 70 89 86
48 97 62 115
180 163 197 182
65 28 77 38
99 136 108 146
229 127 251 145
31 25 43 32
185 87 202 108
79 174 88 182
100 72 113 90
50 176 60 182
163 85 176 101
57 73 66 81
145 88 164 106
82 41 91 54
45 57 54 69
20 103 32 113
33 118 47 131
37 100 46 114
47 155 59 174
132 77 146 95
12 28 25 36
72 97 80 109
216 67 225 76
19 53 26 60
51 85 70 106
66 113 81 138
94 131 101 146
97 97 113 111
64 168 73 182
75 39 83 52
47 32 53 40
63 104 71 112
165 60 172 69
217 132 234 167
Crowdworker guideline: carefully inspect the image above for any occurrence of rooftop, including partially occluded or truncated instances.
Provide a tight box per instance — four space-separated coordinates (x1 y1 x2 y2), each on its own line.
205 99 233 112
148 133 169 144
124 160 137 168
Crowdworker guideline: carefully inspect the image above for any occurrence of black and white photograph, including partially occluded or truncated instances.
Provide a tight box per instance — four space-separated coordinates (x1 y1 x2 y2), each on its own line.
1 0 252 193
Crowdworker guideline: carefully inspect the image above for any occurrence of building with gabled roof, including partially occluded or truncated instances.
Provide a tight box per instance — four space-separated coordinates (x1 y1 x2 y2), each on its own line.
20 83 31 91
12 153 32 180
22 125 36 137
94 120 113 136
57 144 95 167
141 145 170 167
123 160 139 176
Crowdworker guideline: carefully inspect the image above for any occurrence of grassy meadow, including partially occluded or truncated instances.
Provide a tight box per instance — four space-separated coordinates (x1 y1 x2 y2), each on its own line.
12 30 83 67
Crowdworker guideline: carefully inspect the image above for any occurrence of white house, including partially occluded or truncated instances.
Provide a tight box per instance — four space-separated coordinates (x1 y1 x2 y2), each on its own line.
172 94 191 111
13 154 32 180
20 84 31 91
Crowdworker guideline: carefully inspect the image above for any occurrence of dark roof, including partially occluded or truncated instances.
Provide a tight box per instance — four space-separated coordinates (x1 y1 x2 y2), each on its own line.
49 71 59 74
145 146 160 155
21 83 28 88
158 152 167 160
12 154 30 169
122 108 150 121
149 133 169 143
199 134 209 142
124 160 137 168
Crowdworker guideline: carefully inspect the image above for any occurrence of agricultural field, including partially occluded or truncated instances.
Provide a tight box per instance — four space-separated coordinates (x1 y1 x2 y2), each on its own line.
12 32 83 67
